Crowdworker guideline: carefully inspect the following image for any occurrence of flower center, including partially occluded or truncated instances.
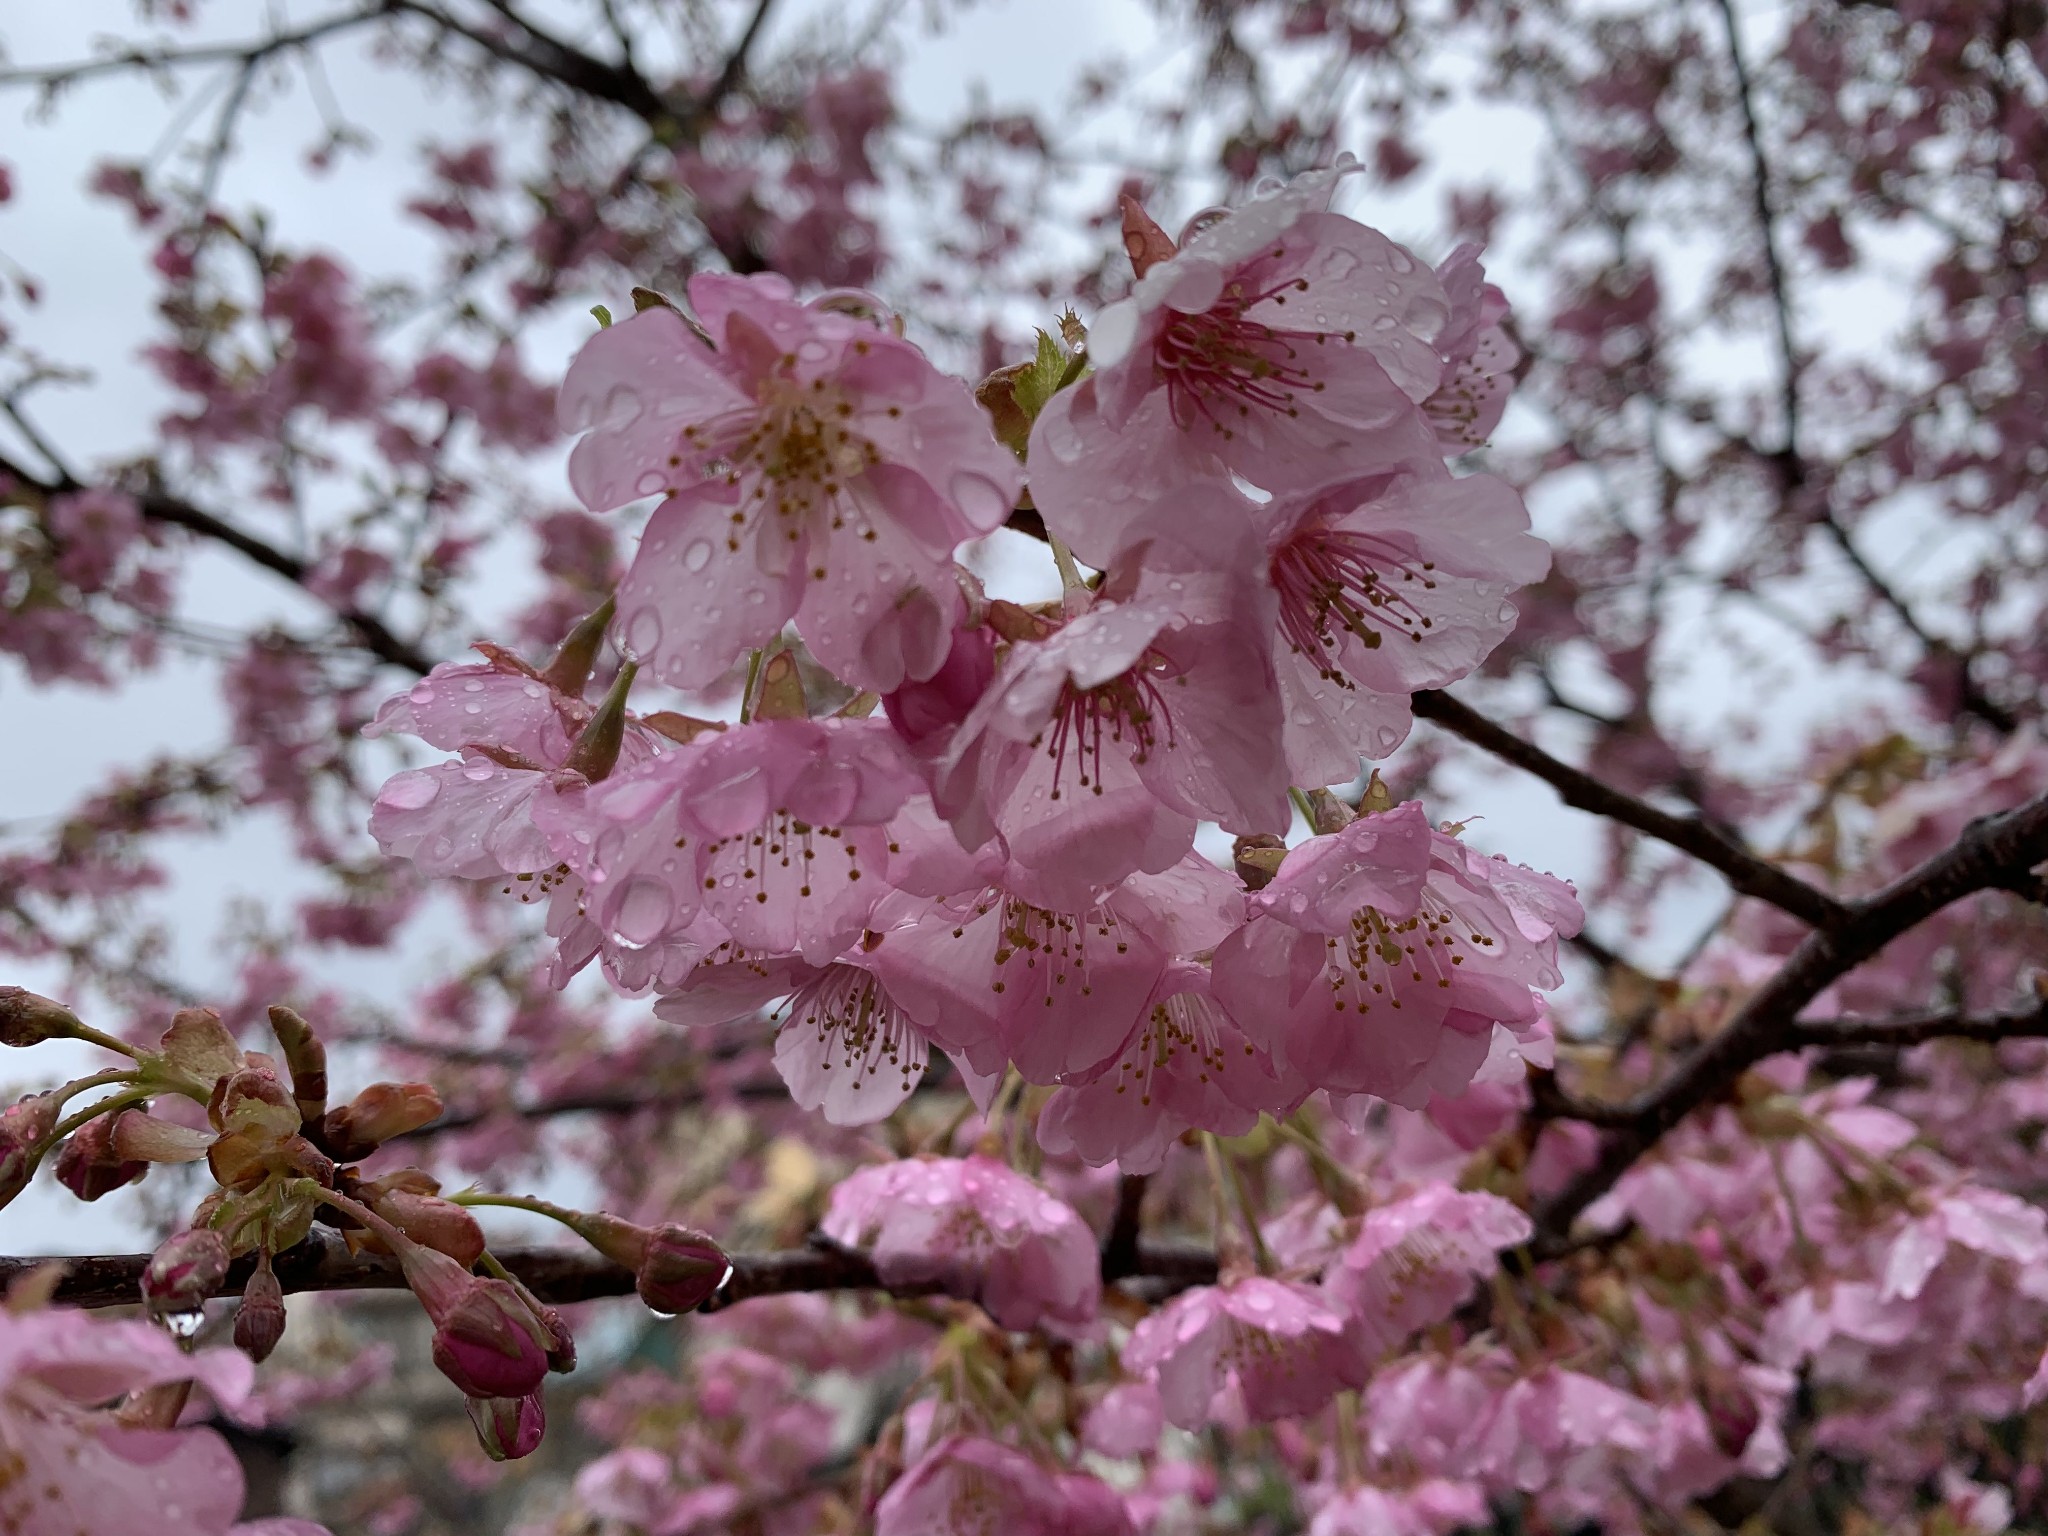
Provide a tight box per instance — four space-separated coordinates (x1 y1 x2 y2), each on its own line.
784 965 926 1098
701 811 862 905
1272 528 1438 685
1320 896 1495 1012
1034 664 1179 800
680 359 888 569
1153 266 1351 437
1111 992 1239 1106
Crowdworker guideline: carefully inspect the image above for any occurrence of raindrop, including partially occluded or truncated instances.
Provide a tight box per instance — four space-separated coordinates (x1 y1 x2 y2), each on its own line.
636 470 667 497
1317 248 1360 281
949 471 1014 528
683 540 714 573
1388 250 1415 275
598 384 644 431
162 1309 205 1340
613 877 675 946
623 606 664 660
381 774 441 811
462 761 497 783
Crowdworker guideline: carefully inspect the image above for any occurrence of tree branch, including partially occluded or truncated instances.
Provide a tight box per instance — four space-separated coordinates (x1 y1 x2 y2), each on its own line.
1785 996 2048 1050
6 1229 1218 1311
1530 789 2048 1252
1411 689 1849 929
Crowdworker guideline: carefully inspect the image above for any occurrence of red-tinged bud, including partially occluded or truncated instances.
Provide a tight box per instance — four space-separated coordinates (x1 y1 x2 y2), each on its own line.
142 1228 231 1315
430 1280 552 1400
367 1188 486 1267
885 624 996 750
265 1005 328 1126
234 1255 287 1363
321 1082 443 1160
53 1115 147 1201
396 1241 551 1400
159 1007 243 1083
0 988 83 1047
110 1108 214 1164
1119 193 1177 277
635 1226 730 1316
1701 1369 1762 1459
467 1390 546 1461
0 1095 58 1209
1231 832 1288 891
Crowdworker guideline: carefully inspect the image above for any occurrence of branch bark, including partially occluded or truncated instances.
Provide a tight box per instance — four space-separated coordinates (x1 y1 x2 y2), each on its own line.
1530 789 2048 1253
6 1229 1218 1312
1411 689 1849 929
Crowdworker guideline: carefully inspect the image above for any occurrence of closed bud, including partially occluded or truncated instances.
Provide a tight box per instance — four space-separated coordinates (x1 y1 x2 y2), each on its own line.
368 1188 486 1267
234 1256 287 1363
635 1225 729 1316
0 988 82 1047
0 1095 59 1209
142 1228 231 1315
321 1082 443 1160
110 1108 215 1164
53 1115 147 1201
265 1005 328 1127
210 1065 297 1138
429 1279 552 1401
159 1007 244 1083
1231 833 1288 890
466 1390 546 1461
539 595 615 697
561 658 637 784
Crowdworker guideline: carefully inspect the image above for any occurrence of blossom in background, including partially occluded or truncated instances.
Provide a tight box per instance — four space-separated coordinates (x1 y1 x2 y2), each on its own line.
1122 1276 1368 1428
819 1156 1102 1330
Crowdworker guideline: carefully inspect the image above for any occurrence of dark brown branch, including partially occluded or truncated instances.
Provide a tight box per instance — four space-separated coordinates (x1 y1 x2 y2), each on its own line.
1785 996 2048 1050
6 1229 1218 1311
1530 789 2048 1253
0 8 387 91
1411 689 1849 929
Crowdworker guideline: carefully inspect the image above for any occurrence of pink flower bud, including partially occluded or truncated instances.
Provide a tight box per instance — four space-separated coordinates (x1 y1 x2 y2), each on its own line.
142 1228 231 1315
368 1188 486 1266
235 1256 288 1362
467 1390 547 1460
53 1114 148 1201
321 1081 443 1159
398 1240 552 1400
635 1225 730 1316
209 1063 298 1137
0 1094 58 1208
429 1280 552 1400
0 987 82 1047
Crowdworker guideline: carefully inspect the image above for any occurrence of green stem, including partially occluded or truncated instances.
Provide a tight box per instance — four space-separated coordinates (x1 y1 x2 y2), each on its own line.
450 1189 590 1237
738 648 766 724
40 1086 152 1152
1288 786 1318 827
69 1022 144 1061
1047 533 1086 596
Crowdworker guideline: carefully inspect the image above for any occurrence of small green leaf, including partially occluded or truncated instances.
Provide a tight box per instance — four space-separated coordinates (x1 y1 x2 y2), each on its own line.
590 303 614 329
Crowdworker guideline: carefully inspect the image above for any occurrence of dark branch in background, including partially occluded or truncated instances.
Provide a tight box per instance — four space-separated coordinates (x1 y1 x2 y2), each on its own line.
1411 689 1850 929
1531 789 2048 1254
1711 0 2018 733
1786 996 2048 1050
3 1228 1219 1312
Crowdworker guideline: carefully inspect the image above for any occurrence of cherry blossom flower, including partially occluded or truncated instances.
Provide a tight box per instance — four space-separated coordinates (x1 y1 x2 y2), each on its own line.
651 949 938 1124
1305 1480 1488 1536
1322 1185 1532 1358
1420 244 1520 450
1082 1381 1165 1458
931 508 1288 908
1467 1367 1657 1493
1880 1182 2048 1301
1036 960 1296 1171
1260 466 1550 778
0 1301 330 1536
1122 1276 1368 1428
539 715 922 968
867 852 1245 1084
557 274 1022 691
1211 802 1580 1105
819 1155 1102 1329
875 1435 1135 1536
1028 166 1455 565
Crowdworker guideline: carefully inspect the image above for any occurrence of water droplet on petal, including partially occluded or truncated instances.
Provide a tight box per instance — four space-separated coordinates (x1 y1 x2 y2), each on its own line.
614 877 676 946
636 470 667 497
599 384 644 431
949 471 1014 529
623 606 665 660
382 774 441 811
683 540 714 573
